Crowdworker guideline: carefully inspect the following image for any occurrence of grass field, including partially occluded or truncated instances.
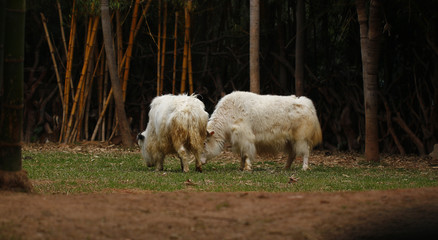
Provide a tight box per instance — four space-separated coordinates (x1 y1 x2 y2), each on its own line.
21 145 438 194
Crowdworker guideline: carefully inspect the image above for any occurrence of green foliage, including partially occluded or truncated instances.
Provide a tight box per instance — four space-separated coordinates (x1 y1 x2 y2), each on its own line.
22 150 438 194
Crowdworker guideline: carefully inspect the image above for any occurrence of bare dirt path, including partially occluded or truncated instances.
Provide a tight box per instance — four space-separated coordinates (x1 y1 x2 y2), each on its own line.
1 187 438 240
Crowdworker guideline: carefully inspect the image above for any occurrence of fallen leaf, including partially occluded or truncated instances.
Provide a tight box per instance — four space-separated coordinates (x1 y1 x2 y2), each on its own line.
288 175 299 184
184 179 196 186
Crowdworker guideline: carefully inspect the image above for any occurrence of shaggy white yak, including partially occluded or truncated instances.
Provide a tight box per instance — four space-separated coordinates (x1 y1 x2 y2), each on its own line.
137 94 208 172
201 91 322 171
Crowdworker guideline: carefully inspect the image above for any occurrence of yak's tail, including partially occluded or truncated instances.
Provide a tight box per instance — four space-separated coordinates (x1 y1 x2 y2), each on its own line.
170 107 208 153
311 116 323 147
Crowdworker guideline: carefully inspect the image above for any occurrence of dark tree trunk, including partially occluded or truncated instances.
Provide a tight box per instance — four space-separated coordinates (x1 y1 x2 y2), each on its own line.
295 0 305 96
356 0 382 162
0 0 25 171
0 0 31 192
0 0 4 97
276 3 287 94
100 0 134 147
249 0 260 93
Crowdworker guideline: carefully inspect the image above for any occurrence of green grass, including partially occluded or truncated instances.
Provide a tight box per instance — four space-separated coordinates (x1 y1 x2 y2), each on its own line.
22 150 438 194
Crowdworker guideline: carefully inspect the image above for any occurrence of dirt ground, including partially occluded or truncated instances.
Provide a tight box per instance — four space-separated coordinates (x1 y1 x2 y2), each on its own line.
1 144 438 239
1 188 437 240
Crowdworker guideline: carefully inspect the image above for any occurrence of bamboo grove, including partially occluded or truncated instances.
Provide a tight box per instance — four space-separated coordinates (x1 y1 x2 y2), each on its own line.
23 0 438 155
37 0 196 143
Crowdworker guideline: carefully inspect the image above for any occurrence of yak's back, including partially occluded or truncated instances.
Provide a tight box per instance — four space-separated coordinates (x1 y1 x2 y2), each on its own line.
149 94 208 150
210 91 321 148
213 91 317 127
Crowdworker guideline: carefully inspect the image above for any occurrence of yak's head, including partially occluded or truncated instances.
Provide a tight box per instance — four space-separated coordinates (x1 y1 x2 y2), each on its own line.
200 130 223 164
137 131 155 167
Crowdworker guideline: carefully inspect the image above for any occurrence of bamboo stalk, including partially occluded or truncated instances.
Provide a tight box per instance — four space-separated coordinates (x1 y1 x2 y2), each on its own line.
77 42 102 141
60 0 77 142
91 88 114 141
180 1 191 93
83 51 98 140
188 38 193 94
56 0 68 58
64 16 100 142
133 0 152 39
116 0 152 76
159 0 168 94
122 0 141 101
40 13 64 106
75 17 95 141
172 11 178 94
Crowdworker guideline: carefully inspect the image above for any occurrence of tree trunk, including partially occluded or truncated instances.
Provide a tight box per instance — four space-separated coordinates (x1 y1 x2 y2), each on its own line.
249 0 260 93
356 0 382 162
276 3 287 93
0 0 5 98
0 0 31 192
157 0 162 95
100 0 133 147
295 0 305 96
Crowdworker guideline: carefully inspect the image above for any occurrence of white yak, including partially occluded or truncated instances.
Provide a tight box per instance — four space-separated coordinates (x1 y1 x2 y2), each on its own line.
137 94 208 172
201 91 322 171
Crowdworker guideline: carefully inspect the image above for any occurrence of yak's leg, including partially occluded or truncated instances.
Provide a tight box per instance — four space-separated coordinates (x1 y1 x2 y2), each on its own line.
177 146 190 173
155 154 165 171
231 124 255 171
236 140 255 171
285 146 296 170
193 150 203 173
189 135 204 172
295 140 310 171
240 154 253 171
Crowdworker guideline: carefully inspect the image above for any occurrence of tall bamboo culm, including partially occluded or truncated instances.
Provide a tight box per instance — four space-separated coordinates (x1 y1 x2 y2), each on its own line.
180 0 191 93
59 0 77 142
56 0 68 58
64 16 99 143
122 0 141 101
159 0 168 94
188 38 193 94
40 13 64 106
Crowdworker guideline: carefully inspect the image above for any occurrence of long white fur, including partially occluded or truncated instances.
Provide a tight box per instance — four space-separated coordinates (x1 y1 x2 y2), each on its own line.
201 91 322 171
138 94 209 172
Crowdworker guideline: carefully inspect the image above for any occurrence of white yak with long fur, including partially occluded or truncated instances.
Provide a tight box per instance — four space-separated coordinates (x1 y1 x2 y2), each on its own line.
201 91 322 171
137 94 208 172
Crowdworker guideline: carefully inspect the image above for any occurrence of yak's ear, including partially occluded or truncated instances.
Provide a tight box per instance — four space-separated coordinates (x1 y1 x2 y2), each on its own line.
207 131 215 137
137 133 145 141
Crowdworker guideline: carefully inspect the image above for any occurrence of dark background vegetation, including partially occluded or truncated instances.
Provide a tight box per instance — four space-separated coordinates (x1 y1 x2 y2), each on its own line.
23 0 438 154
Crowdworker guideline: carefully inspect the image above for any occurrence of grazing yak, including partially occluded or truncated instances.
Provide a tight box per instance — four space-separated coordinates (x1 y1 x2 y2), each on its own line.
201 91 322 171
137 94 208 172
